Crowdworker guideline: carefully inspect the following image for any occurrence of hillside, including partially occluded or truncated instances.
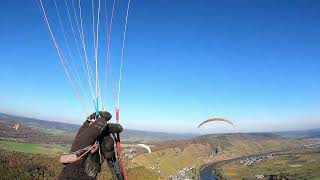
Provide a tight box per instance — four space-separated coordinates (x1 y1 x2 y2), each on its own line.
132 133 316 177
0 149 160 180
1 112 319 179
0 112 195 143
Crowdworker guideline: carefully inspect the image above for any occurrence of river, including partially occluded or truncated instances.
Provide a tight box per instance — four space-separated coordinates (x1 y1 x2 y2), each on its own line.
199 150 296 180
199 164 217 180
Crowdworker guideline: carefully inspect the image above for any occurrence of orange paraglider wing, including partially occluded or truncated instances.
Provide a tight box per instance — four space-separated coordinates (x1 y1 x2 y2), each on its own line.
198 118 235 128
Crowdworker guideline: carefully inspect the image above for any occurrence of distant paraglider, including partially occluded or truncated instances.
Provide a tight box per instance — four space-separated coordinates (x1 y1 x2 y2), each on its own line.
135 144 152 154
12 123 20 130
198 118 235 128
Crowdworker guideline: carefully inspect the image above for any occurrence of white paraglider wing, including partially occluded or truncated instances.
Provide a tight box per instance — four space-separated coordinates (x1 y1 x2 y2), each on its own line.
136 144 151 153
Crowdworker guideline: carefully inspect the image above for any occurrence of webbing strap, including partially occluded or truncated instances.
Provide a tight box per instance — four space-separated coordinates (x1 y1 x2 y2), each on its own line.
60 141 98 164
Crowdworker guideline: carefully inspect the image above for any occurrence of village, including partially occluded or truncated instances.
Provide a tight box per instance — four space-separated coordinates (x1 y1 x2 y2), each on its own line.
239 153 277 166
239 143 320 166
169 167 195 180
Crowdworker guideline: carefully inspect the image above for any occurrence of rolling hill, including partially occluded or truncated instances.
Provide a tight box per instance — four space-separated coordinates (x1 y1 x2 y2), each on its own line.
1 112 319 179
132 133 317 177
0 112 195 143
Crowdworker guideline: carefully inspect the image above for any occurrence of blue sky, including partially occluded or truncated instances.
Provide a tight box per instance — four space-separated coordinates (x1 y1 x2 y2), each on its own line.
0 0 320 133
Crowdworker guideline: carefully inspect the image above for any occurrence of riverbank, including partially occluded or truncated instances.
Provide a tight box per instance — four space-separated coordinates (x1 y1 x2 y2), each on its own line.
200 148 320 179
199 164 217 180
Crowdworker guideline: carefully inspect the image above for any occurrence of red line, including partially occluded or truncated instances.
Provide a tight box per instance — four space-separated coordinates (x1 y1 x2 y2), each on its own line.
117 140 128 180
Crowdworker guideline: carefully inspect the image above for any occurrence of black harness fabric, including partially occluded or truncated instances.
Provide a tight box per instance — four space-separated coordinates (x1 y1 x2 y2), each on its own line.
58 111 124 180
58 118 108 180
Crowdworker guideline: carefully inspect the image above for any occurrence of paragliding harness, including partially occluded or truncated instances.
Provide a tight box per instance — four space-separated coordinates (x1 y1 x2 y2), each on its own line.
60 113 126 180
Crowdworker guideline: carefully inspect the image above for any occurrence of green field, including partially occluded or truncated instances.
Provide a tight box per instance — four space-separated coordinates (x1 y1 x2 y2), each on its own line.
0 140 70 155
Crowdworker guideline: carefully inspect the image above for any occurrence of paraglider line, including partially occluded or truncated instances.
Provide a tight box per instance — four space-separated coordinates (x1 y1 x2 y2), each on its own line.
38 0 88 114
53 0 90 111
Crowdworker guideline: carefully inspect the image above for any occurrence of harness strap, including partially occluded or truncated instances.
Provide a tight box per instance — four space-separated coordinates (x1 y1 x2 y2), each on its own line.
60 141 99 164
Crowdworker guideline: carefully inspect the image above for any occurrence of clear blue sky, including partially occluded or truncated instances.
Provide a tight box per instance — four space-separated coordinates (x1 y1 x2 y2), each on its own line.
0 0 320 133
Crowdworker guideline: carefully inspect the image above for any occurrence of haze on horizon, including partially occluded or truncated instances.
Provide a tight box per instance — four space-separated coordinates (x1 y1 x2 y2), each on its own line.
0 0 320 134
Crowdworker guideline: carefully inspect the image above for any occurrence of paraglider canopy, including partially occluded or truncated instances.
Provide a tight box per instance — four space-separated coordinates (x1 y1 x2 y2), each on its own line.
135 144 151 154
12 123 20 130
198 118 234 128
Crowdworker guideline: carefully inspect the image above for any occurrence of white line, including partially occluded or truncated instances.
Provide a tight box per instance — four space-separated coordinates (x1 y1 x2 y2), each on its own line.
117 0 132 108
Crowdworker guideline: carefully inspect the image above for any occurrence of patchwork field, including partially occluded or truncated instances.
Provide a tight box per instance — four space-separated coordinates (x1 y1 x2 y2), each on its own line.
0 140 70 155
219 152 320 179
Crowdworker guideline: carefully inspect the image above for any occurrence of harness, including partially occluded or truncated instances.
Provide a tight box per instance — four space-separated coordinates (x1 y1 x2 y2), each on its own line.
60 117 100 164
60 141 99 164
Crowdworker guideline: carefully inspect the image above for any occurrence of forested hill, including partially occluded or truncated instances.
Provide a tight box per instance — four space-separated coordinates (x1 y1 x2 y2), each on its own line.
0 112 79 133
0 112 195 143
1 112 318 144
